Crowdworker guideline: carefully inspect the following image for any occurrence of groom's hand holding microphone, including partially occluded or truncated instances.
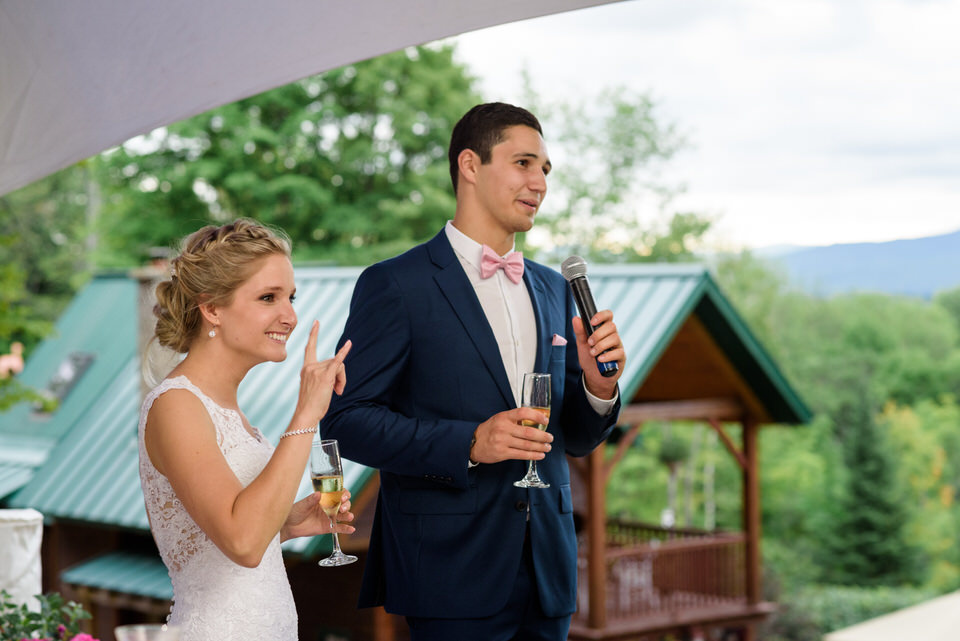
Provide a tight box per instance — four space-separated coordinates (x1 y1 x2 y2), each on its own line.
562 256 626 400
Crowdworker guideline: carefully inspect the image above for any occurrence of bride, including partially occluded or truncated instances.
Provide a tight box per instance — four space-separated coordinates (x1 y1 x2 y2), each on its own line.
138 219 354 640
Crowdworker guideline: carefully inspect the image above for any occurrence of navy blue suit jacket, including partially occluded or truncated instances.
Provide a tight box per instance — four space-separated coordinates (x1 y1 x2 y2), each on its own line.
323 230 619 619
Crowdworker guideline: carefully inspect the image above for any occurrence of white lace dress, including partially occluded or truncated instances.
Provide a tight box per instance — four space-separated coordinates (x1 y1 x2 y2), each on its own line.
138 376 298 641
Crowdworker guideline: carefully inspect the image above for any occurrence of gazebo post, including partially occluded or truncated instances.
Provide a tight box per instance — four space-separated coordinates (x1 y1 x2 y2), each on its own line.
372 606 394 641
586 445 607 630
742 417 761 641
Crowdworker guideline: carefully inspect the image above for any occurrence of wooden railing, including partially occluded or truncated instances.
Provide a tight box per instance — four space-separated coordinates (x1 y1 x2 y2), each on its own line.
575 521 747 624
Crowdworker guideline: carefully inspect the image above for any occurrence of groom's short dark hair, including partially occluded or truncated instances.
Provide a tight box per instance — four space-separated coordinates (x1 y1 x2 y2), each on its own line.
448 102 543 194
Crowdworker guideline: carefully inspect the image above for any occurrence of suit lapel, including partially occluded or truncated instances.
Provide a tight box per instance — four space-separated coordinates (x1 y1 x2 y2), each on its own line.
428 232 516 408
524 262 551 374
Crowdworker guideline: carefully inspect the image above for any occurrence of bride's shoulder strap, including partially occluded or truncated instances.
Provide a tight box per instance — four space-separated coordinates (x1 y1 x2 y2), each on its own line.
140 375 210 422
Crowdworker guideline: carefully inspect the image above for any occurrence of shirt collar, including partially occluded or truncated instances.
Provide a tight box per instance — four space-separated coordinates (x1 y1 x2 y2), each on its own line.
444 220 517 273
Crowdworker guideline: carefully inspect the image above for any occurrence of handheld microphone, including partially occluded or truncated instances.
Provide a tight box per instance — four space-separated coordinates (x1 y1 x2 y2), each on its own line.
560 255 619 378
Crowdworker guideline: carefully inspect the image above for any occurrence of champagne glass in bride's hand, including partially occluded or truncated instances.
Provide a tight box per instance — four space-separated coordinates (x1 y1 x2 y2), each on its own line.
514 372 551 489
310 439 357 566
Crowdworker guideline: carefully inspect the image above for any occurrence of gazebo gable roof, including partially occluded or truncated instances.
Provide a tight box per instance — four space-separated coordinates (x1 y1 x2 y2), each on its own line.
587 263 811 425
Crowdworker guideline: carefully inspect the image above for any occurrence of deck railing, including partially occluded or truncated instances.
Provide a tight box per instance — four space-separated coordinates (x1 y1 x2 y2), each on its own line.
575 521 747 624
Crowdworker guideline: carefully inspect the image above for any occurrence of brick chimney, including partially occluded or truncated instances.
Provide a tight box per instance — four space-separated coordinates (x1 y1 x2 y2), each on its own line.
130 248 179 399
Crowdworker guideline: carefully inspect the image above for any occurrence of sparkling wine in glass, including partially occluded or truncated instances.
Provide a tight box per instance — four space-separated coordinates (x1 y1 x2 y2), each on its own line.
514 372 551 489
310 439 357 566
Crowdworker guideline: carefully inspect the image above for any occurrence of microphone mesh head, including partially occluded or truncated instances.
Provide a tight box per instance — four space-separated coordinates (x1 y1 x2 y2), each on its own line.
561 255 588 281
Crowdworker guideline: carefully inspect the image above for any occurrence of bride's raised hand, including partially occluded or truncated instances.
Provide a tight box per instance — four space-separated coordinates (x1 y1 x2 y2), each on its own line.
293 321 351 426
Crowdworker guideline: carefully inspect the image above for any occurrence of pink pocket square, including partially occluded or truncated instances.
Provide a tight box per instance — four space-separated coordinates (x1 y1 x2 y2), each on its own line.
551 334 568 346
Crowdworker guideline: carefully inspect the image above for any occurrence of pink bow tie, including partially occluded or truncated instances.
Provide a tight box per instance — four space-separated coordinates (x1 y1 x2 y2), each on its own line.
480 245 524 284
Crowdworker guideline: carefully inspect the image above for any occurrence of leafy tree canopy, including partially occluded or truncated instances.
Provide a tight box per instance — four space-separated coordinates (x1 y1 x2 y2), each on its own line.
96 45 480 266
520 84 712 263
0 164 93 331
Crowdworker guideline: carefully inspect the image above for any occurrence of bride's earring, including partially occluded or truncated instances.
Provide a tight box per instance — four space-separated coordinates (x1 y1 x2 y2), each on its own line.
208 327 217 338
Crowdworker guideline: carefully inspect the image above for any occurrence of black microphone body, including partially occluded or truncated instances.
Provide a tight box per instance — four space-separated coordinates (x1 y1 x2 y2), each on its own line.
561 256 619 378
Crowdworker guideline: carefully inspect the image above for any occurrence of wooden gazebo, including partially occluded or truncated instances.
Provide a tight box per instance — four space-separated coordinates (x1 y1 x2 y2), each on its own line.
567 265 811 641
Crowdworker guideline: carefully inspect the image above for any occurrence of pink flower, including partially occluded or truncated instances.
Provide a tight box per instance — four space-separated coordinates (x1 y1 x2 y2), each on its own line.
70 635 100 641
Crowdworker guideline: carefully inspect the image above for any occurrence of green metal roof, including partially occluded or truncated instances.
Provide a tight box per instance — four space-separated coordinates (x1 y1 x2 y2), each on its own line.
0 274 138 442
7 263 810 545
0 275 137 501
586 263 812 424
693 273 813 423
0 461 35 501
12 360 148 527
61 551 173 601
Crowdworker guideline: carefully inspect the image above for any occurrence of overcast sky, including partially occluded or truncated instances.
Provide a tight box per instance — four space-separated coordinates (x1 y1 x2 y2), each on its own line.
445 0 960 250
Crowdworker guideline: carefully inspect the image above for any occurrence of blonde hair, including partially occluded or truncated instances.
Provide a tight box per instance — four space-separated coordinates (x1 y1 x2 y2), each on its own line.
143 219 291 385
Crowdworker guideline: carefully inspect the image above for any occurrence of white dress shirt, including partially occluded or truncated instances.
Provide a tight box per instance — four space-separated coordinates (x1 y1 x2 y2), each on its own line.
444 221 617 416
445 221 535 407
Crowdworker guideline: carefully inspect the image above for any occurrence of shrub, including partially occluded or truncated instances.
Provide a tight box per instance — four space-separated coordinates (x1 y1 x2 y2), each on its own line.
0 590 97 641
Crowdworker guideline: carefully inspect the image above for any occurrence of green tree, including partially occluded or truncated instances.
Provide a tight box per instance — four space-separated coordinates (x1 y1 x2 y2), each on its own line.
761 416 840 590
0 245 51 410
712 253 949 590
885 398 960 591
658 427 690 525
715 254 960 417
0 163 95 330
520 85 712 263
0 132 94 412
711 251 793 348
97 44 480 266
818 379 919 586
934 285 960 335
0 170 73 409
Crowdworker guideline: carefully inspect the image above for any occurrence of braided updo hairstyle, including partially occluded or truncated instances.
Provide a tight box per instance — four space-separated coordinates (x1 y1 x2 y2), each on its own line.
144 219 291 385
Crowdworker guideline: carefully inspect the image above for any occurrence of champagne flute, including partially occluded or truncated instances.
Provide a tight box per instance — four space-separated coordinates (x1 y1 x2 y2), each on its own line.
514 372 551 489
310 439 357 566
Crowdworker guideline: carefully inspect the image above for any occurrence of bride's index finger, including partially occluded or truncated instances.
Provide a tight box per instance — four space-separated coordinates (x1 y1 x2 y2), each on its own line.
334 339 352 365
303 320 319 364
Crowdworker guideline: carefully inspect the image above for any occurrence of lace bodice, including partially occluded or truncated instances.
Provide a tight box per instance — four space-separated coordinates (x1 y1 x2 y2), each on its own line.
138 376 298 640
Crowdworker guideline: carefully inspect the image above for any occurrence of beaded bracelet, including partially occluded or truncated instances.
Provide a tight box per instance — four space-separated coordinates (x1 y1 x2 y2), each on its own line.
279 426 318 439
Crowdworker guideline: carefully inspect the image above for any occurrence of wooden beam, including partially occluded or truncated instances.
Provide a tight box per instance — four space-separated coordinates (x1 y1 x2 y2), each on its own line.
569 455 587 485
586 446 607 630
742 417 762 606
569 601 776 640
69 584 172 617
707 418 747 471
618 397 745 424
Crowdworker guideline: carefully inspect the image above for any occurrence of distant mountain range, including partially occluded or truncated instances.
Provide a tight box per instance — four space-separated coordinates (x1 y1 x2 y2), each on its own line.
761 228 960 299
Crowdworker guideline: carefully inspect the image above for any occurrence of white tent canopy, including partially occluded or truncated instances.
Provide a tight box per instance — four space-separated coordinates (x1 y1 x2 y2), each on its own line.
823 591 960 641
0 0 621 197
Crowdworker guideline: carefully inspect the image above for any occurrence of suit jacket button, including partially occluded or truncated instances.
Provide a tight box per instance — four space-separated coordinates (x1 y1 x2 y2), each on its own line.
515 500 528 511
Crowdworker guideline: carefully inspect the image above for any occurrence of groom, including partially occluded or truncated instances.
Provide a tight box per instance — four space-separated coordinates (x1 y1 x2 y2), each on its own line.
323 102 626 640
